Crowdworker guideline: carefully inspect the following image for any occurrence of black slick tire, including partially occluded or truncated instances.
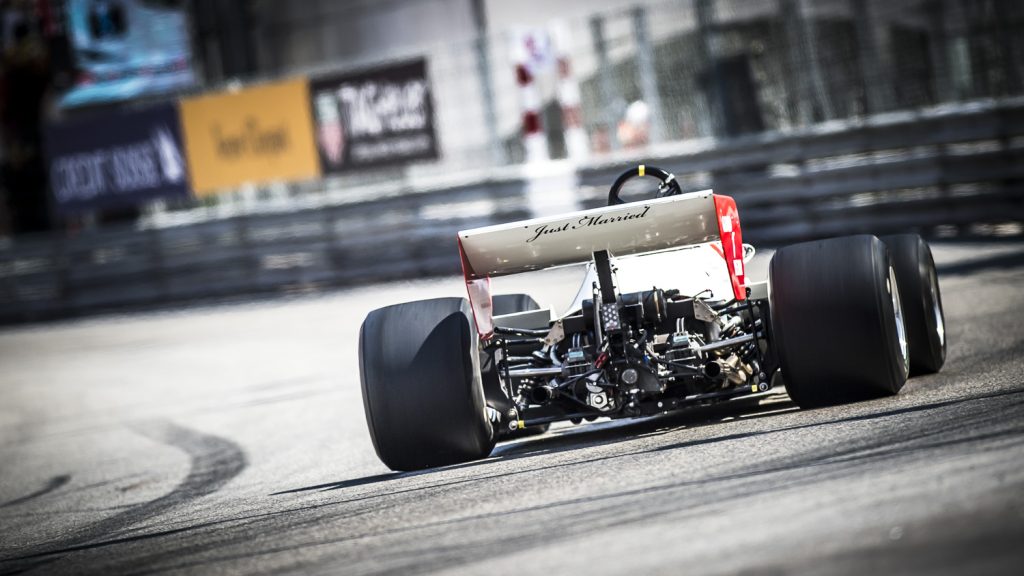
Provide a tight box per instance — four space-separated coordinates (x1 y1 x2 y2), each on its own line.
769 235 909 408
359 297 495 471
881 234 946 375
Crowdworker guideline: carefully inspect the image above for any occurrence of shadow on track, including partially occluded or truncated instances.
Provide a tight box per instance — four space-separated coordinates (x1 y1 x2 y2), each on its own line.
19 387 1020 576
272 386 1024 499
270 473 404 495
271 393 800 495
162 387 1024 576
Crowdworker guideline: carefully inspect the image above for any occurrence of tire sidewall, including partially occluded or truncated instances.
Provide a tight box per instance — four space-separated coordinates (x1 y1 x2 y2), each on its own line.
882 234 947 374
916 239 947 369
875 243 909 393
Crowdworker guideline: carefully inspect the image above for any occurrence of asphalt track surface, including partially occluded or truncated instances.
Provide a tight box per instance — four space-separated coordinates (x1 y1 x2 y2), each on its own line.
1 241 1023 576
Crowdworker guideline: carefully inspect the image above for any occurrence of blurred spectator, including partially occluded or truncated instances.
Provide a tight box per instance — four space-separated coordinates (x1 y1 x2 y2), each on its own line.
88 0 127 40
590 125 611 154
617 100 650 149
1 0 52 234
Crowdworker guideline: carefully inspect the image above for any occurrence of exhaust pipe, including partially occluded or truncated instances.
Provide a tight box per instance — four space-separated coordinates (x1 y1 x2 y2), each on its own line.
528 385 556 404
703 356 752 385
703 360 725 381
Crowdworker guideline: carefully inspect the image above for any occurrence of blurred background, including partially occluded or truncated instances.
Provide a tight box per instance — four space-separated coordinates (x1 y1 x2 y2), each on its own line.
1 0 1022 322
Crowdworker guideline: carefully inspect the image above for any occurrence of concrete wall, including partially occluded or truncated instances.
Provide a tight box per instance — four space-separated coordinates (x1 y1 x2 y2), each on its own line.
255 0 479 74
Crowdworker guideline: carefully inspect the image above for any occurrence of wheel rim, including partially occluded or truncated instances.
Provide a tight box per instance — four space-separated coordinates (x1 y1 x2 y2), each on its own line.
930 267 945 348
889 266 909 370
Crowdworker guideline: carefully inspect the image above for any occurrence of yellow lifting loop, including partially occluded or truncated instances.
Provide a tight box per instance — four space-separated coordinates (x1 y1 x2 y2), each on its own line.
638 164 646 177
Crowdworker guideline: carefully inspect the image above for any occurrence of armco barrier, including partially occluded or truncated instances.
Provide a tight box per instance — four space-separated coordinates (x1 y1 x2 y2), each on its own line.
578 99 1024 242
1 100 1022 323
0 178 531 323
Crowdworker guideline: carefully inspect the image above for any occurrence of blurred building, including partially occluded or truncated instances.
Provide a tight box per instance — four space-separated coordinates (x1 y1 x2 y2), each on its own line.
202 0 1024 170
0 0 69 236
1 0 1023 235
0 0 1021 322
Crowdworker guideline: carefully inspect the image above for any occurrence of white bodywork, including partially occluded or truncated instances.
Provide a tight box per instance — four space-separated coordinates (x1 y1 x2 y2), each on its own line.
561 244 738 313
458 191 719 279
457 190 745 337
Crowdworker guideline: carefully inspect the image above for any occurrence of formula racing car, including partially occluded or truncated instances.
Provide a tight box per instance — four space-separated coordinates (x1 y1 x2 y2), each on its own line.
359 165 947 471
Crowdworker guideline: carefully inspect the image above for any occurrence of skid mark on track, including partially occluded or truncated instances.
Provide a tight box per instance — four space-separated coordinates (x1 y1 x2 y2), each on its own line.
0 421 246 574
114 407 1024 576
0 475 71 509
40 387 1024 576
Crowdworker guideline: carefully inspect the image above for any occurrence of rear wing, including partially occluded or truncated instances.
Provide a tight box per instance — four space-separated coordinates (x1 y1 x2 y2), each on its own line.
457 191 745 337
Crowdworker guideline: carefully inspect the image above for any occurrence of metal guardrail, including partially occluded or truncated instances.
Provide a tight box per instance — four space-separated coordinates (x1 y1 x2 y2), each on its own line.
0 178 531 323
1 100 1022 324
578 99 1024 241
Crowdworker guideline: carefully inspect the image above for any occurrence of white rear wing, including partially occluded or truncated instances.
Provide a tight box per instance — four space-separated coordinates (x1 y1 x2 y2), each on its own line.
457 191 747 337
458 191 718 279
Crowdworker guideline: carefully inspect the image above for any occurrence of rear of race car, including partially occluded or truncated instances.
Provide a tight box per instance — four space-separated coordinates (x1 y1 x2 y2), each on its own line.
357 166 946 471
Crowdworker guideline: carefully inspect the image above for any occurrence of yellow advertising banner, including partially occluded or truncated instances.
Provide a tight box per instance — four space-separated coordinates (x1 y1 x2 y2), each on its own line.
180 78 320 194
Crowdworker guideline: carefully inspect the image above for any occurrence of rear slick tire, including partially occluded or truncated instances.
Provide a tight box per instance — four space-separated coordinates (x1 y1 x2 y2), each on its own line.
359 297 495 471
769 235 909 408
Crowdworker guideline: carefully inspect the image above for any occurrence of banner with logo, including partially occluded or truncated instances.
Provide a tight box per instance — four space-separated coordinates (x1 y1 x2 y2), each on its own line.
310 59 438 173
180 78 320 195
45 103 189 214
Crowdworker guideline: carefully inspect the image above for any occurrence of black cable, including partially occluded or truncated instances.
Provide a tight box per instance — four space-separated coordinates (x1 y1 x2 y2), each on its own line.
649 357 702 373
494 326 550 337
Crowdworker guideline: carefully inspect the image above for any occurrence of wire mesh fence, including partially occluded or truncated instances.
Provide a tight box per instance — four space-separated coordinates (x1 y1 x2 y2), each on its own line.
4 0 1024 321
6 0 1022 230
192 0 1024 203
